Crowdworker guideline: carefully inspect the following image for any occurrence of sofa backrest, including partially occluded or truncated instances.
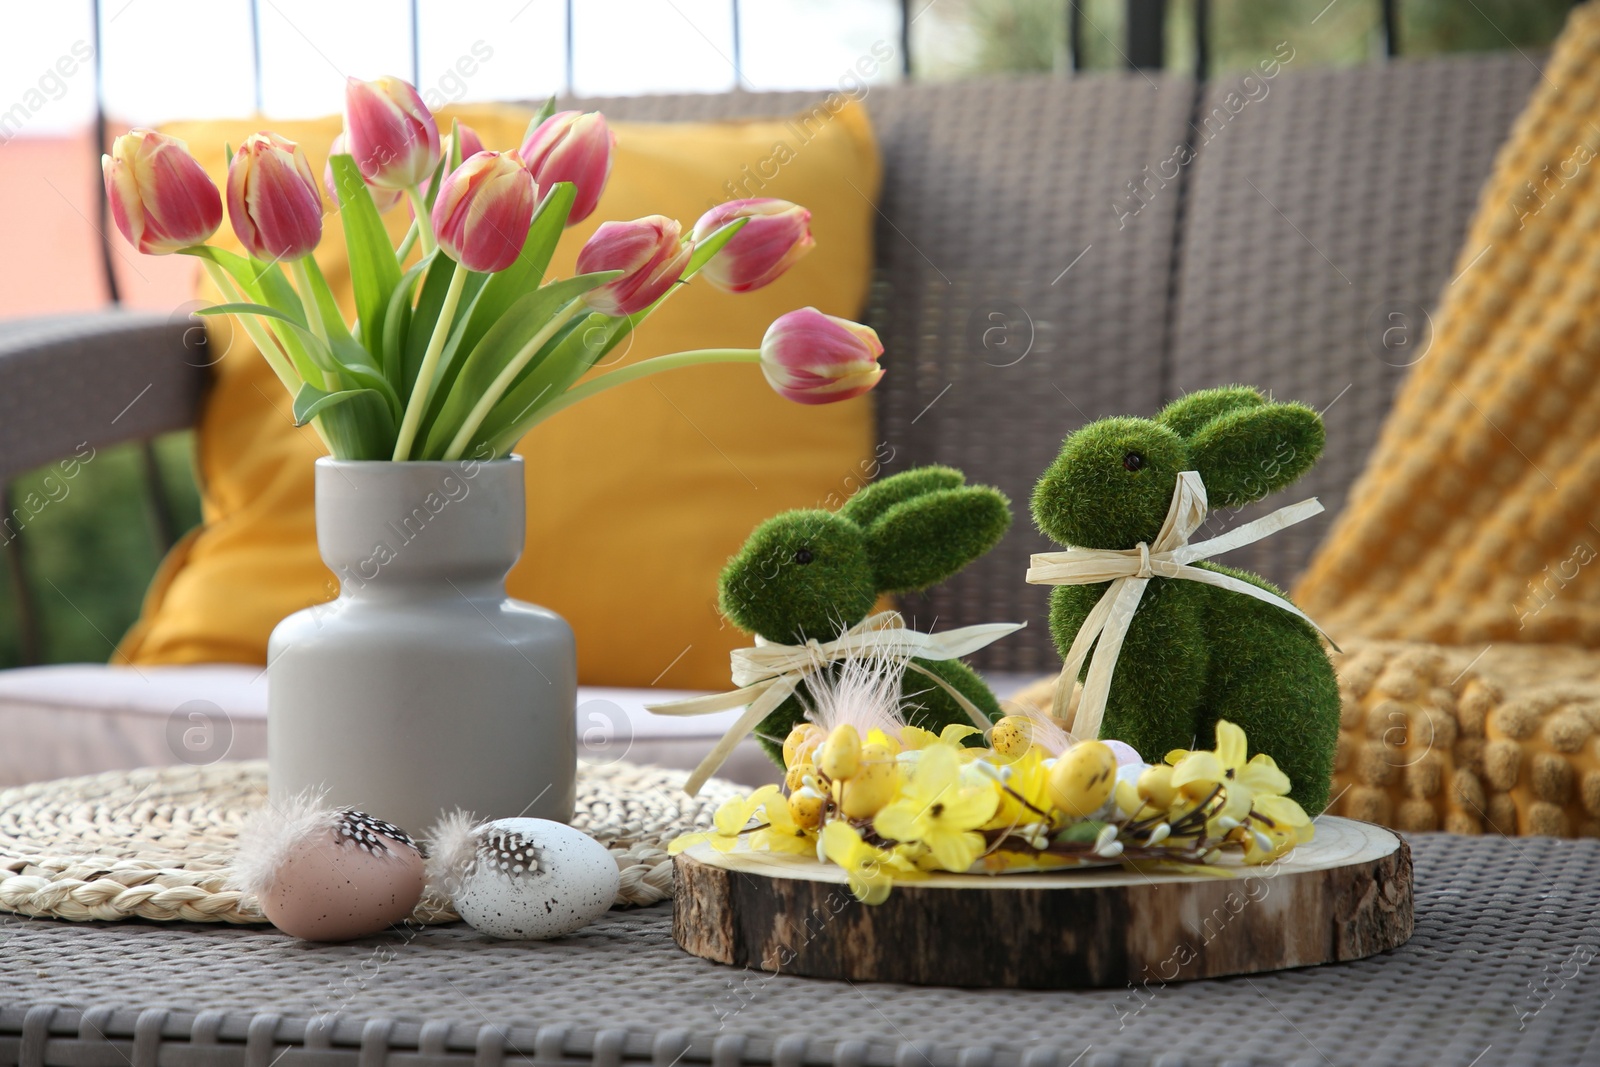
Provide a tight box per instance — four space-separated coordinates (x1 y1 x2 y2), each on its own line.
1170 53 1541 599
575 52 1540 670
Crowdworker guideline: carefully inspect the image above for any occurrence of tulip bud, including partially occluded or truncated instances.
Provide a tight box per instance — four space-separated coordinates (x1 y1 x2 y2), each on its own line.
431 150 536 273
452 123 485 162
324 132 405 214
227 132 323 262
519 110 615 224
692 198 814 293
575 215 692 316
101 129 222 255
343 76 441 189
759 308 885 405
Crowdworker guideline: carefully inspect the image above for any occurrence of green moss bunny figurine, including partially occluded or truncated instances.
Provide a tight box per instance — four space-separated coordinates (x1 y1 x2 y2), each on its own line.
720 466 1013 763
1030 386 1340 812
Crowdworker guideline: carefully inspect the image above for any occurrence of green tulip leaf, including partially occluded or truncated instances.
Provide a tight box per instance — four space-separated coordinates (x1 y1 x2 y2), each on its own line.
381 256 431 395
418 271 618 459
452 182 575 367
330 154 402 356
291 382 395 459
685 216 747 276
523 96 558 144
476 311 617 457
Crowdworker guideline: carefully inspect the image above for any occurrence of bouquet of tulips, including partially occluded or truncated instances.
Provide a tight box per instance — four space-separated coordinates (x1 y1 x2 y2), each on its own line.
671 657 1314 905
102 77 885 461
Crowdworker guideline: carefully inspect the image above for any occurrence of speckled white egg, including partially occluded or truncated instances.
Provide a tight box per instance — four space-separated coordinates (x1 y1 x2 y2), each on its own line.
452 818 619 940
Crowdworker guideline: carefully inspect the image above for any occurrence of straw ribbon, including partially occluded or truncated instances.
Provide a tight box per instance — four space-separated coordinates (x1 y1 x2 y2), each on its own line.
647 611 1025 795
1025 470 1338 741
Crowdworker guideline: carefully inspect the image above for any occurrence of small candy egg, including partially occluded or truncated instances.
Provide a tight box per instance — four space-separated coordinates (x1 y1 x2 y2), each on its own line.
818 724 861 781
1137 764 1178 810
783 723 825 768
839 742 898 818
239 807 426 942
788 789 825 829
448 818 619 940
1048 740 1117 817
785 761 815 793
989 715 1034 759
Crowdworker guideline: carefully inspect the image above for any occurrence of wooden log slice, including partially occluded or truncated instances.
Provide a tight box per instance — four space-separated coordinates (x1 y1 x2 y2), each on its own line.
673 816 1411 988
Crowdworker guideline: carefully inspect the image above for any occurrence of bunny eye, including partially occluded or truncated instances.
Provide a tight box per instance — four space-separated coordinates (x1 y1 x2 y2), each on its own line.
793 548 815 565
1122 450 1146 472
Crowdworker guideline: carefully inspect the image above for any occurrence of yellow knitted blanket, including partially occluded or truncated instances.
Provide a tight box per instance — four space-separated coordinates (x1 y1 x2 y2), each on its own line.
1289 6 1600 838
1295 6 1600 645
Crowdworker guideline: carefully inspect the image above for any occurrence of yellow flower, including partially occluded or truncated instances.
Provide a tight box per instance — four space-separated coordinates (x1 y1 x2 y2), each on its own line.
667 787 776 855
821 820 894 904
1169 720 1292 826
753 787 817 856
900 723 982 750
1242 793 1315 864
980 748 1054 833
873 743 999 872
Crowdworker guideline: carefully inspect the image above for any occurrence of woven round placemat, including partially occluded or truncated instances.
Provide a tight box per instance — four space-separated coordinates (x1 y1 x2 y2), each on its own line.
0 760 741 925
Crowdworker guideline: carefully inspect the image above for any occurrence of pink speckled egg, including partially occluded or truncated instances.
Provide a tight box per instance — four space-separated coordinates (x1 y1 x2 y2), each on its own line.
259 810 426 942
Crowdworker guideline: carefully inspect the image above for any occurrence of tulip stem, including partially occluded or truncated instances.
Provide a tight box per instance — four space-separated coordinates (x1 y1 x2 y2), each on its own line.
289 259 329 345
396 220 420 263
519 347 760 430
201 260 299 393
441 299 587 462
392 258 468 460
202 260 335 453
404 186 436 257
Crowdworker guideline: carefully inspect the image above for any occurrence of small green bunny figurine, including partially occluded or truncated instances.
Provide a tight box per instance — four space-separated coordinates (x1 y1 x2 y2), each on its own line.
720 466 1012 763
1031 386 1340 813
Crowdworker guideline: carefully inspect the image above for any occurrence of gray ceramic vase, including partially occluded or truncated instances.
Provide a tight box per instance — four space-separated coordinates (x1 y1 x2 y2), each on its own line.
268 456 576 833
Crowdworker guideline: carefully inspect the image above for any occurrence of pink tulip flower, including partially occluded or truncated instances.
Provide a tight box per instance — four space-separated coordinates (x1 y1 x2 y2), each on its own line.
343 76 440 190
324 132 405 213
519 111 615 224
575 215 692 316
227 132 324 262
431 151 536 273
759 307 885 405
692 199 814 293
101 129 222 255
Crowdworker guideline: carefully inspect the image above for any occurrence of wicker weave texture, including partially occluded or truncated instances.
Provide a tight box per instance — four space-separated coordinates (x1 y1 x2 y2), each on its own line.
564 77 1196 671
2 833 1597 1066
0 761 741 924
0 310 206 482
863 76 1196 673
1170 54 1543 592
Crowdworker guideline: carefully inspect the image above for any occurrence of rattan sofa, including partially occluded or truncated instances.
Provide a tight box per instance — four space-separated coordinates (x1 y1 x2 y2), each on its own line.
0 54 1542 786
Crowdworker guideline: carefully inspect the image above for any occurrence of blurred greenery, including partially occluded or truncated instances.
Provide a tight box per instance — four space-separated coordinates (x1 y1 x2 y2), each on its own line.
916 0 1575 78
0 433 201 667
0 0 1577 669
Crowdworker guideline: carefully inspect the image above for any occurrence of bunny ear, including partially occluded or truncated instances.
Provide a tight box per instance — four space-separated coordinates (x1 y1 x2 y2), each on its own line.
863 486 1011 593
839 465 966 528
1157 386 1265 439
1188 401 1324 510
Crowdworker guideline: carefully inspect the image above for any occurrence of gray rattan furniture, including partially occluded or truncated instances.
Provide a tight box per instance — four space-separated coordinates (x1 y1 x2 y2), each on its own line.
0 54 1573 1067
3 834 1598 1067
0 55 1540 672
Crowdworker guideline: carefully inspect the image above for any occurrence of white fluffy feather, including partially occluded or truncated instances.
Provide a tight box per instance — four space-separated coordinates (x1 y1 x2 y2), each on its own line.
802 646 909 740
422 809 482 897
229 789 337 896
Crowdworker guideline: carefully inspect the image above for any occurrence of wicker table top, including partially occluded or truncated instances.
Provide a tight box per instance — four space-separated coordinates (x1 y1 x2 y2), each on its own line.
2 833 1598 1067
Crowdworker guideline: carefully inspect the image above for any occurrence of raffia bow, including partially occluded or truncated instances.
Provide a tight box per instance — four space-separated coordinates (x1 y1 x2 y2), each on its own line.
1025 470 1338 741
647 611 1024 795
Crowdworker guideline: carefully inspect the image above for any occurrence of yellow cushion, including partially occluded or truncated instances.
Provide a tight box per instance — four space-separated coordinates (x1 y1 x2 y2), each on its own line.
118 101 881 689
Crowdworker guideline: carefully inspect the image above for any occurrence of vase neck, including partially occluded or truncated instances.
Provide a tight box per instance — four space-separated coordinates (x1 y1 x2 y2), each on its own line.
313 457 525 595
